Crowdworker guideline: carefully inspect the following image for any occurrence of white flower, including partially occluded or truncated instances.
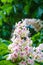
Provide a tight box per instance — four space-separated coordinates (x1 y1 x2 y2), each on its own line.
27 58 34 65
19 60 27 65
7 19 43 64
39 43 43 50
7 54 12 60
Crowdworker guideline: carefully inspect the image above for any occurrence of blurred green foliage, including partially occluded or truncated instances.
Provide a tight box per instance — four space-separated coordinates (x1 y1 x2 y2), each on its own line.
34 62 43 65
31 29 43 47
0 60 16 65
0 0 43 40
0 43 8 56
0 38 11 61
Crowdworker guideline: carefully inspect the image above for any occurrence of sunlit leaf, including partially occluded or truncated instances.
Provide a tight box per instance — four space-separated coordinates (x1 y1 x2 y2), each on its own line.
1 0 13 3
1 4 12 15
0 60 16 65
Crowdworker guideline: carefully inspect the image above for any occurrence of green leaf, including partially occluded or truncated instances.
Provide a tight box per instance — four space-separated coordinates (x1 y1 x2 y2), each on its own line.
7 0 13 3
0 38 11 45
32 7 43 18
34 62 40 65
33 0 43 4
31 30 43 47
0 43 8 56
0 19 2 26
0 38 11 60
0 11 5 19
23 0 32 15
2 4 12 15
23 5 29 15
31 32 40 41
1 0 7 3
0 60 16 65
1 0 13 3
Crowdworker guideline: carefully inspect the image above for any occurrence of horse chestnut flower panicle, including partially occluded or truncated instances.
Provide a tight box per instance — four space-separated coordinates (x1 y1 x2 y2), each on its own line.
7 19 43 65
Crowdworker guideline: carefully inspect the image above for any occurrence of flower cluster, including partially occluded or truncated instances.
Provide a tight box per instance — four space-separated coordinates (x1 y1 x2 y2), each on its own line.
7 19 43 65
